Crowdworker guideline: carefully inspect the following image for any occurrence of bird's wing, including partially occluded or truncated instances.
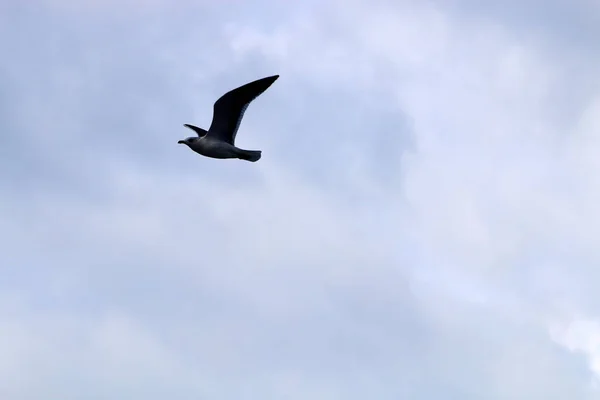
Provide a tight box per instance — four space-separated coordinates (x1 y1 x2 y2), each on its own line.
183 124 208 137
207 75 279 145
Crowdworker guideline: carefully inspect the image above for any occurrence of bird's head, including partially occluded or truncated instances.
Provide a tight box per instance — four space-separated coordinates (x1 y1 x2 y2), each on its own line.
177 137 196 146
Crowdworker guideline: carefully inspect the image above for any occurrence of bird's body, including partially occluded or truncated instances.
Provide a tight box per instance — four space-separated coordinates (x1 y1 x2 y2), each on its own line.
183 135 262 162
178 74 279 162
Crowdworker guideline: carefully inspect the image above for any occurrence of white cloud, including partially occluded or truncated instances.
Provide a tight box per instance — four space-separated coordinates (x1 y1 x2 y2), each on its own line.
1 0 600 398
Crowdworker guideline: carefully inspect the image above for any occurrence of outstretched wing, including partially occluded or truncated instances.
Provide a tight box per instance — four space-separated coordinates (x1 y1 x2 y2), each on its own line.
207 75 279 145
183 124 208 137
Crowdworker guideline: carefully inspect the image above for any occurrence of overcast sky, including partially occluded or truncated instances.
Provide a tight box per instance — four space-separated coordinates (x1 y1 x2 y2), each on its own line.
2 0 600 398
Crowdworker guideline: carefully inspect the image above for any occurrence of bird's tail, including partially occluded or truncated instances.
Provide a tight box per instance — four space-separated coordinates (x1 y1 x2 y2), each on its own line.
237 149 262 162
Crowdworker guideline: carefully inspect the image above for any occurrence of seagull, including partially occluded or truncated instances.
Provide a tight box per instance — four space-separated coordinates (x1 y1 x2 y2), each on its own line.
178 75 279 162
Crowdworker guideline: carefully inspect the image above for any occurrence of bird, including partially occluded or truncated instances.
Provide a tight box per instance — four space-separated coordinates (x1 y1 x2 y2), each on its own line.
178 74 279 162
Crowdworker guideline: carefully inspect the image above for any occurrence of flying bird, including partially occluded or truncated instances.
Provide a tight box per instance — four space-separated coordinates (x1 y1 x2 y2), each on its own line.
178 74 279 162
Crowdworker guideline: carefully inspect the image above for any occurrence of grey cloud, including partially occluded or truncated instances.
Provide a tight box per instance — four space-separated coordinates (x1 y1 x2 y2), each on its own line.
436 0 600 51
1 0 600 399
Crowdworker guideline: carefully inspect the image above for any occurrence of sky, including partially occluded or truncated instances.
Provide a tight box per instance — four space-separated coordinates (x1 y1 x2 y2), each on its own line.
1 0 600 398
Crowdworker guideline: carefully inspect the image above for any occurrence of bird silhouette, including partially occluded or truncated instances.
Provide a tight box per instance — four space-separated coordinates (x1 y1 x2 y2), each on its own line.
178 75 279 162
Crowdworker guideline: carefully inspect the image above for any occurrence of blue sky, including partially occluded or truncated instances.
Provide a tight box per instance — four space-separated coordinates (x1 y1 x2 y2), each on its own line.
2 0 600 398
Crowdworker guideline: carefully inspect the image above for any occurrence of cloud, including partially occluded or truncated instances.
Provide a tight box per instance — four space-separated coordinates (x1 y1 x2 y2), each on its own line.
1 0 600 398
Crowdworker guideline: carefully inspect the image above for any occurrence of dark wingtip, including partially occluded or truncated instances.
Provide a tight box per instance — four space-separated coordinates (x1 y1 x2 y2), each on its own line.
262 75 279 83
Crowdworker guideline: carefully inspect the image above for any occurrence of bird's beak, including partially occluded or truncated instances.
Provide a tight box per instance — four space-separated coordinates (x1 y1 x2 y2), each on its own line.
177 140 185 144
